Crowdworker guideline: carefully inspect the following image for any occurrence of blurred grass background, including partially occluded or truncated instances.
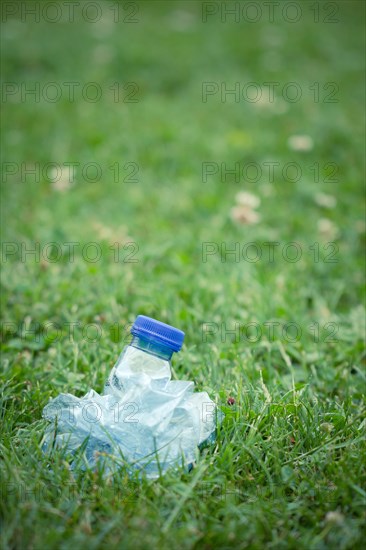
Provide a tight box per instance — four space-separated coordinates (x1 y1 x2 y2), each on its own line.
1 1 365 548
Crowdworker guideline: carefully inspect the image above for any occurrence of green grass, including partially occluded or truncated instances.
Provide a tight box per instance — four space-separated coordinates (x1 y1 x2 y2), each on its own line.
1 1 365 548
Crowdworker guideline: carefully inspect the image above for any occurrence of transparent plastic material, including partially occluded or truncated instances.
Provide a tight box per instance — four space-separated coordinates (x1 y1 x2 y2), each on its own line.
42 338 220 478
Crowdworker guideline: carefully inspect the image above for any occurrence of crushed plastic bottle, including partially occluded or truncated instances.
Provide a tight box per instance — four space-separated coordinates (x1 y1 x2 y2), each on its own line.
42 315 221 478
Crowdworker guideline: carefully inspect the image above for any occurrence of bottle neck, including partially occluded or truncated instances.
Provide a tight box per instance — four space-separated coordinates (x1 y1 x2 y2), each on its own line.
130 336 174 360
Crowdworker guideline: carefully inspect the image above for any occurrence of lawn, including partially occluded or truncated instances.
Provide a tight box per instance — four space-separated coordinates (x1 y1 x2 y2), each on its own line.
1 1 365 548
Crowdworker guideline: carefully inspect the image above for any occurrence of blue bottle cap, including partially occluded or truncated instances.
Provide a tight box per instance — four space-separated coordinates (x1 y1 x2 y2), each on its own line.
131 315 185 352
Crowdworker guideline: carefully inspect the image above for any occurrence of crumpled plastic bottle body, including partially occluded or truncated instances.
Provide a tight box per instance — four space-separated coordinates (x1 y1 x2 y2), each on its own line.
42 347 220 478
